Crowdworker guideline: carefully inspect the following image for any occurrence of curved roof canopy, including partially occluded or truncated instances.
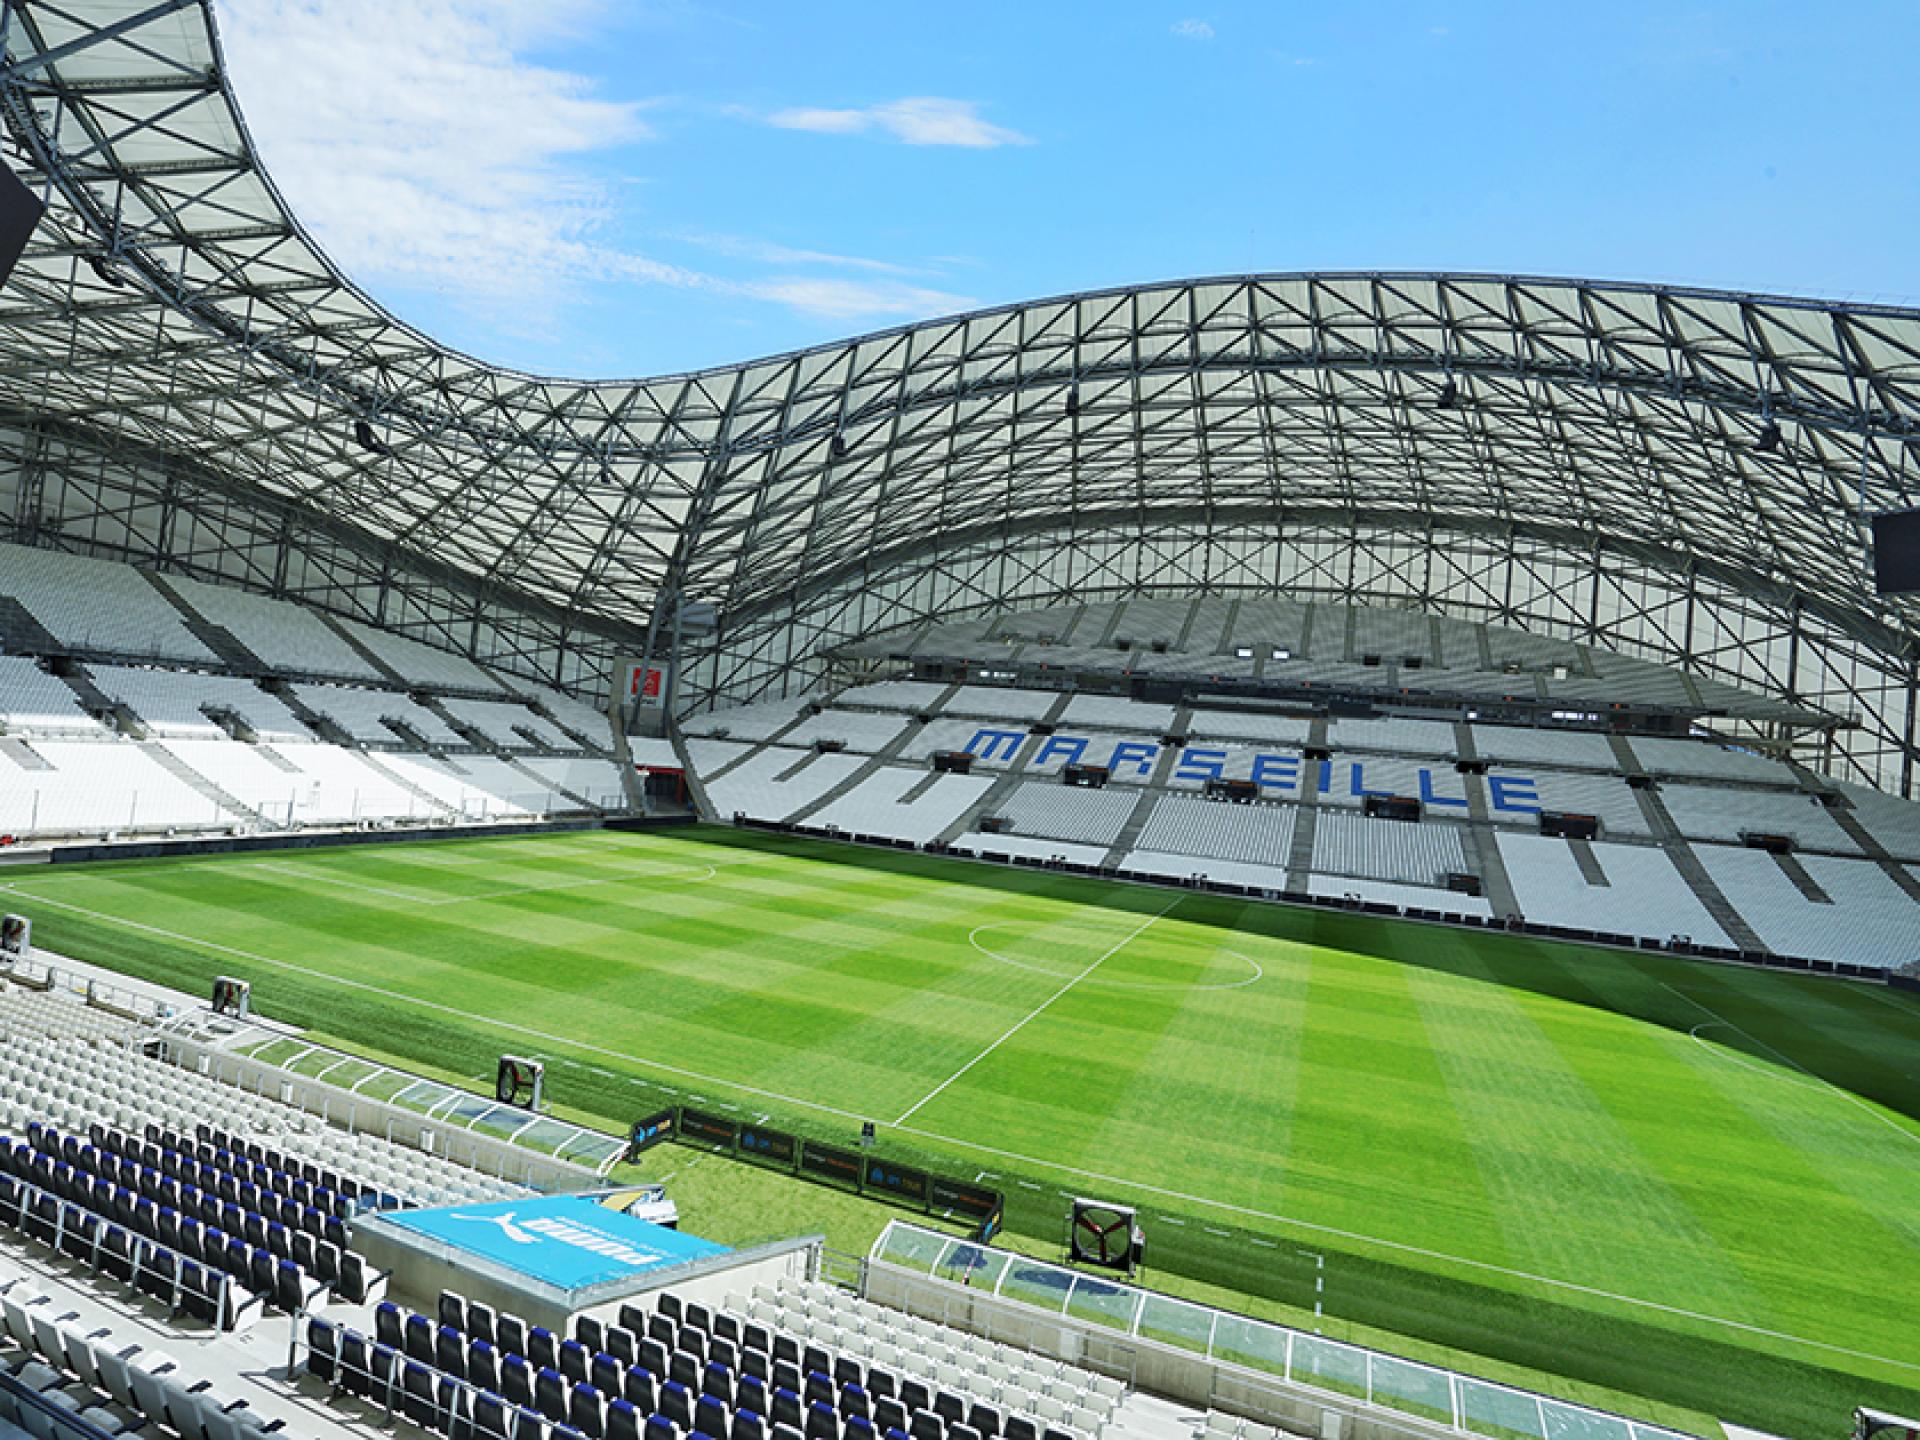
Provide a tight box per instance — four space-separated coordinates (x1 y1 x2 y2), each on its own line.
2 1 1918 663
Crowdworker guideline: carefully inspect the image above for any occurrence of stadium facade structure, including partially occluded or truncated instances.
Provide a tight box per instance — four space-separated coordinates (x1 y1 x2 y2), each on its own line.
2 3 1919 793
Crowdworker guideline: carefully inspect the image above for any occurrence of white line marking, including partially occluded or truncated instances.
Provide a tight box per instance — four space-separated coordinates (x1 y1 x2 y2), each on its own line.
12 879 1920 1379
1663 983 1920 1156
249 861 441 906
894 897 1183 1125
968 921 1263 992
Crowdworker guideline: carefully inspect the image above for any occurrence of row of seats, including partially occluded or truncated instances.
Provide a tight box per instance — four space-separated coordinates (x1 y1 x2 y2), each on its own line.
0 1277 279 1440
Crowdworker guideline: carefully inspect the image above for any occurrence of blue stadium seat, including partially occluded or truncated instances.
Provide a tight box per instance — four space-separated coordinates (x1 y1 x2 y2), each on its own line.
623 1366 657 1414
644 1415 678 1440
502 1354 536 1408
571 1384 608 1440
537 1366 570 1423
806 1401 839 1440
306 1317 340 1383
695 1393 729 1440
561 1339 592 1385
607 1400 640 1440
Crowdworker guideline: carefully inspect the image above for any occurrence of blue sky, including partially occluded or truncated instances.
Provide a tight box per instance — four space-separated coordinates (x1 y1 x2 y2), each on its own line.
218 1 1920 379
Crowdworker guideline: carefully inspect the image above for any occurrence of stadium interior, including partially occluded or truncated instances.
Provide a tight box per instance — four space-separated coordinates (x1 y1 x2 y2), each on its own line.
0 8 1916 1440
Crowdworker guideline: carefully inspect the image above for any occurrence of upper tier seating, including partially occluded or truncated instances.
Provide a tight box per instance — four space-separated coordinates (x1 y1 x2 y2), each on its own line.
1059 694 1177 731
440 696 578 750
837 680 951 712
1659 783 1861 851
1623 737 1792 783
0 543 213 663
1327 716 1456 757
684 698 812 743
781 709 912 755
1833 782 1920 861
1496 833 1732 945
944 687 1059 723
90 665 307 742
336 617 506 694
1469 725 1620 769
1184 709 1313 746
506 679 613 748
0 658 101 736
164 571 383 680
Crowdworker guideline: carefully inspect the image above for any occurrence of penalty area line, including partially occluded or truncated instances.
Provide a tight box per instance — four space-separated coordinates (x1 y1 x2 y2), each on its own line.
8 882 1918 1379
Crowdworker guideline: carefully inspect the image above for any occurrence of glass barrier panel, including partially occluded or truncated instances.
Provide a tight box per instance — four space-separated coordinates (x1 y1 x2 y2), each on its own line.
1367 1354 1455 1426
1459 1379 1547 1440
998 1258 1077 1313
1136 1294 1214 1355
935 1241 1011 1291
1066 1274 1140 1332
1542 1404 1635 1440
875 1223 951 1272
1210 1314 1289 1378
1287 1334 1369 1401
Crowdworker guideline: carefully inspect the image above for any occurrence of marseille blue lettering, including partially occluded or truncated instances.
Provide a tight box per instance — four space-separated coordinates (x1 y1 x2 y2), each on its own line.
1317 759 1334 795
1349 762 1394 798
1488 775 1543 814
965 728 1025 762
1417 767 1469 809
1249 754 1301 791
1174 747 1228 782
1033 734 1088 767
1107 740 1160 777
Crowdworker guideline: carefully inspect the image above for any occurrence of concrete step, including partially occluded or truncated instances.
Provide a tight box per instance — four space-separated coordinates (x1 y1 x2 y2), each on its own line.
143 743 272 827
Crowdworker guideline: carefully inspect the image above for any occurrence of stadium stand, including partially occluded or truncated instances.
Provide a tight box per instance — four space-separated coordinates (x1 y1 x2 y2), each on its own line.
1312 812 1468 886
0 739 236 833
684 655 1920 968
1659 783 1862 851
162 571 385 681
0 543 214 663
1691 848 1918 968
1134 796 1295 868
994 783 1137 847
291 683 468 749
0 658 102 735
440 695 578 750
811 770 996 844
332 617 507 695
1495 833 1732 946
90 664 307 741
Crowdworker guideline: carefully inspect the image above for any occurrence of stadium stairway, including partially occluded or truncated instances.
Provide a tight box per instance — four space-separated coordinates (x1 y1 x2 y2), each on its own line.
0 738 53 773
1278 718 1330 892
1449 726 1523 920
931 692 1075 847
45 669 119 729
1618 780 1770 948
138 745 274 829
1097 705 1193 868
609 725 650 812
1768 851 1833 903
0 598 59 657
140 572 265 672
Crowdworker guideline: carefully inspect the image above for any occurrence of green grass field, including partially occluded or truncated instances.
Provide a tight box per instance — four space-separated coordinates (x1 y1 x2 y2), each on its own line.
5 824 1918 1437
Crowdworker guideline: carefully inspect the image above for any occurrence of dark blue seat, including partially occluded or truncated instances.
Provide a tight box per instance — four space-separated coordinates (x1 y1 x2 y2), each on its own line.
306 1317 340 1382
607 1400 640 1440
806 1401 838 1440
536 1367 571 1423
571 1383 608 1440
695 1394 728 1440
645 1416 679 1440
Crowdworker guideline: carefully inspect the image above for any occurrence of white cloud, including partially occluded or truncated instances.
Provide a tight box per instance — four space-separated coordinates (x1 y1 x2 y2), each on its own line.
676 231 925 276
215 0 957 339
219 0 672 313
1171 18 1214 40
746 278 975 321
767 97 1030 148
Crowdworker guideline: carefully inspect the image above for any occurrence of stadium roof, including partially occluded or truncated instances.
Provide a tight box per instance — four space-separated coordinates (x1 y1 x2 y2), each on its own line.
2 1 1919 786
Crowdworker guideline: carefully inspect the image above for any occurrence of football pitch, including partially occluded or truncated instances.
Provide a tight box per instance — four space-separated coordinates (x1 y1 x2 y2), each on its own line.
4 824 1918 1436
